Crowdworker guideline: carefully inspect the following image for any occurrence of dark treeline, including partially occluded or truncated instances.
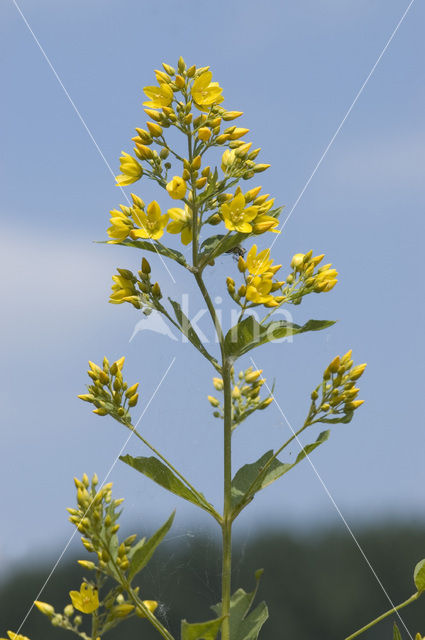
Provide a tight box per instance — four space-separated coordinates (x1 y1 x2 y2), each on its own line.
1 523 425 640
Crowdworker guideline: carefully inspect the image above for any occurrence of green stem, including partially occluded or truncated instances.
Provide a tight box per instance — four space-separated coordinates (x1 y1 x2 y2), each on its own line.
345 592 420 640
221 358 233 640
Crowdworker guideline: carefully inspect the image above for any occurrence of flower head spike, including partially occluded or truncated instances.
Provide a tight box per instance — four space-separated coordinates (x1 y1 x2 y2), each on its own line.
130 201 168 240
69 583 99 614
220 193 258 233
143 84 173 108
116 152 143 186
191 71 223 109
167 205 193 245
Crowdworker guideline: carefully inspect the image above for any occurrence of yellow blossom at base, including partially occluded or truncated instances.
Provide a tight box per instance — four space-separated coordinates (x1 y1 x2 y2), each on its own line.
69 583 99 614
130 201 169 240
166 176 187 200
143 84 173 108
191 71 223 109
220 193 258 233
167 205 193 245
1 633 31 640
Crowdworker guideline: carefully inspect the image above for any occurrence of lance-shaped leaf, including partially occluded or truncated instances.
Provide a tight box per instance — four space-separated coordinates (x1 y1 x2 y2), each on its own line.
393 623 402 640
168 298 220 371
225 316 335 359
128 511 175 581
231 431 330 512
414 559 425 593
212 570 268 640
181 617 224 640
120 455 219 520
118 238 188 267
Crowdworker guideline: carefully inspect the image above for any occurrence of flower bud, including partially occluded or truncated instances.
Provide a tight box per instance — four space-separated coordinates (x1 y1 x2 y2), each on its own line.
208 395 220 407
198 126 212 141
146 122 163 137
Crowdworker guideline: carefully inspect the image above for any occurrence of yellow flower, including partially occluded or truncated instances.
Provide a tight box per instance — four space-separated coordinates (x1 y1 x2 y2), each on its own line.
110 274 137 306
143 84 173 109
0 633 31 640
191 71 223 109
167 205 193 245
166 176 187 200
245 275 277 306
136 600 159 618
130 201 169 240
116 152 143 186
107 208 132 243
246 245 277 275
69 583 99 614
220 193 258 233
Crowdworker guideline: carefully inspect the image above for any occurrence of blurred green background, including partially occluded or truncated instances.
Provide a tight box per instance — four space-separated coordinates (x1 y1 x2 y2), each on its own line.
2 523 425 639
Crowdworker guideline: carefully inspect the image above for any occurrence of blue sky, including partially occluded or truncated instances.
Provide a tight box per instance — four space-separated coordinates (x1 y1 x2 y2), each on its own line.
1 0 425 577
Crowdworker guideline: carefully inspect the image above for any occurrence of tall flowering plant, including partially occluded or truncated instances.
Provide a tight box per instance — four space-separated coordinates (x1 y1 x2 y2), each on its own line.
16 57 423 640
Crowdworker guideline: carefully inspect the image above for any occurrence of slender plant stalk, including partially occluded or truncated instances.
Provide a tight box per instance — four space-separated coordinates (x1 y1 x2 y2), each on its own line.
344 592 420 640
221 358 233 640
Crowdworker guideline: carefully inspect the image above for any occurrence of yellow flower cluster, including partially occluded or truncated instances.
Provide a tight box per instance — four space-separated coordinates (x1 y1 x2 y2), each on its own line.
208 366 273 426
109 257 162 312
227 244 284 309
78 356 139 423
310 351 366 423
287 251 338 297
227 247 339 312
0 634 31 640
107 57 280 253
217 186 279 235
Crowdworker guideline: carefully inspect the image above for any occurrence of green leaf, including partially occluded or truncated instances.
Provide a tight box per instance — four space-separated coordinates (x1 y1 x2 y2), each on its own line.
168 298 220 371
211 571 267 640
393 622 402 640
225 316 335 359
128 511 174 581
414 559 425 592
181 617 223 640
120 455 218 518
98 238 188 267
231 431 330 512
199 232 248 262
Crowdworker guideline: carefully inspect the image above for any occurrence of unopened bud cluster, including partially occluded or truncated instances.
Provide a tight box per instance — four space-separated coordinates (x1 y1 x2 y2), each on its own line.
309 351 366 424
208 367 273 427
78 356 139 424
110 257 162 313
67 474 138 576
284 251 338 304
